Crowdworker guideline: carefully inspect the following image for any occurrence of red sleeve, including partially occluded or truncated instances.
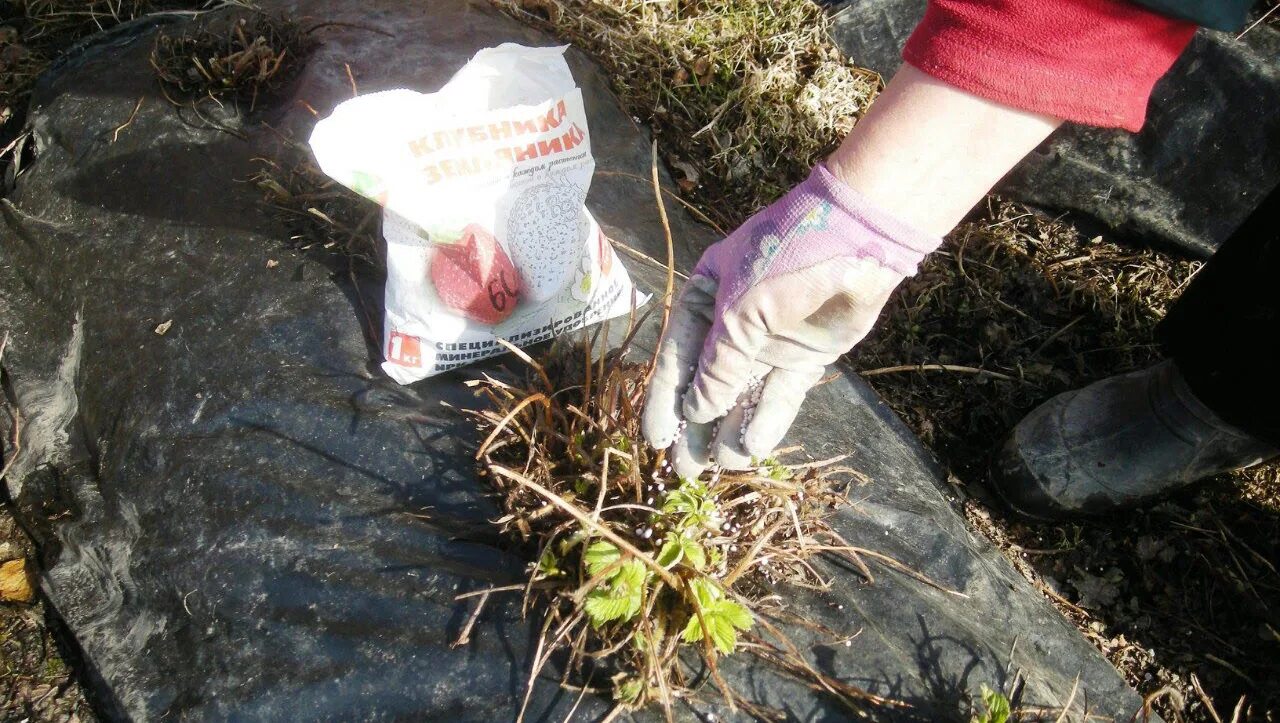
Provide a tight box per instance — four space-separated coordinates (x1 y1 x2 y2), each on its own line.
901 0 1198 131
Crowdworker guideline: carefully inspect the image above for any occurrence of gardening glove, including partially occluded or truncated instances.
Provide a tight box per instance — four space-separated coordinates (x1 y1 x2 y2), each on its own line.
642 163 942 479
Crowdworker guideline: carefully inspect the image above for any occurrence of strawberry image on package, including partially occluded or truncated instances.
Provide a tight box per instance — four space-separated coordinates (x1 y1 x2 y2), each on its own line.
309 44 645 383
430 224 522 325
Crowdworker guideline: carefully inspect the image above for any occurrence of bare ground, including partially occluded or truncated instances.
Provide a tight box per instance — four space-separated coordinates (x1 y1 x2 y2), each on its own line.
0 515 94 722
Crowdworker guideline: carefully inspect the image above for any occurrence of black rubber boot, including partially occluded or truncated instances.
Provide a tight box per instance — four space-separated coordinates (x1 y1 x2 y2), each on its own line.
992 360 1278 519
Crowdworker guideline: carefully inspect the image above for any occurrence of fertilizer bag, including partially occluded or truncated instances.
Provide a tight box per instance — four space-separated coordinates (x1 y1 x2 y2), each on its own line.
309 44 643 383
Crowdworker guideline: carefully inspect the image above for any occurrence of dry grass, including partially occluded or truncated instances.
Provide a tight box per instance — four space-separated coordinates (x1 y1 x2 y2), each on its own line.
456 168 961 717
1 1 202 120
250 155 382 264
847 201 1279 722
2 1 215 191
463 332 921 719
851 198 1201 478
149 9 311 111
495 0 879 229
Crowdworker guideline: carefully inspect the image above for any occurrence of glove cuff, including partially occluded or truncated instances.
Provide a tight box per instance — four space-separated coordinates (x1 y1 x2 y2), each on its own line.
813 163 942 256
804 163 944 275
690 162 947 306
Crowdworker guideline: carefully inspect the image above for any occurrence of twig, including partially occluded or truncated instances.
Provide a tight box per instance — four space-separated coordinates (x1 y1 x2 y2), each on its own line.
859 363 1014 382
302 20 396 37
0 399 19 485
723 520 786 586
1237 3 1279 39
560 679 591 723
645 140 677 386
495 338 553 394
111 97 145 143
1204 653 1255 686
1039 581 1091 618
806 543 968 597
476 393 550 460
487 465 681 589
594 169 726 234
1031 315 1084 358
598 703 626 723
455 583 529 600
744 611 901 709
1053 674 1080 723
1190 673 1223 723
611 240 689 281
344 62 358 97
1229 696 1247 723
516 615 554 723
451 590 490 648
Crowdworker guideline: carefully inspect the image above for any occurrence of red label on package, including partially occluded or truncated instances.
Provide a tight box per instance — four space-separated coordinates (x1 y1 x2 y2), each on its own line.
387 332 423 366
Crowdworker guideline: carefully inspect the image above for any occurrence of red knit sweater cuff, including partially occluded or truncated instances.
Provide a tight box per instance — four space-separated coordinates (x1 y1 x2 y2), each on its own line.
901 0 1197 132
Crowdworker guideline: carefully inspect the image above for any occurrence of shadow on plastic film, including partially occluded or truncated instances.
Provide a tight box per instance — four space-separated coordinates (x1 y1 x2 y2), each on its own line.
59 139 262 229
809 617 984 721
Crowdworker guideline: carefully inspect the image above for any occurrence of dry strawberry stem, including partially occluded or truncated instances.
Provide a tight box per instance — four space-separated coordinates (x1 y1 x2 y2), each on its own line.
250 156 382 265
454 137 965 719
464 321 965 718
150 10 313 112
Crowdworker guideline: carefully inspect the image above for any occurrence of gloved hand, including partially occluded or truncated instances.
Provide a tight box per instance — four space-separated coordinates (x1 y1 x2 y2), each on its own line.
642 163 942 478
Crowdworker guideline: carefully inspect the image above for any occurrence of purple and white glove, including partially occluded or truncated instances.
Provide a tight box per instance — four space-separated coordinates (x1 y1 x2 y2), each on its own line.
641 163 943 478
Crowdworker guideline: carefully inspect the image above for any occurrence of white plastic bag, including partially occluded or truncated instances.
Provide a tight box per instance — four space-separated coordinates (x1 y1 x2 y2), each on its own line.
309 44 644 383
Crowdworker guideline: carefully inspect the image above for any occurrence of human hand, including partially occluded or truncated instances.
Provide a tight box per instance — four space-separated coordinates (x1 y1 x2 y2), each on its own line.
641 164 941 478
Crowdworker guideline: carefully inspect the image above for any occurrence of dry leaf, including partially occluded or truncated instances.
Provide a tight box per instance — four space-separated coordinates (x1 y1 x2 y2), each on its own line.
154 320 173 336
692 57 711 83
671 160 700 184
0 558 34 603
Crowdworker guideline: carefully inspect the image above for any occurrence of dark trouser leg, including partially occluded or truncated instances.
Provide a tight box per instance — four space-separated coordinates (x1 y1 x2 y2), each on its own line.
1158 182 1280 447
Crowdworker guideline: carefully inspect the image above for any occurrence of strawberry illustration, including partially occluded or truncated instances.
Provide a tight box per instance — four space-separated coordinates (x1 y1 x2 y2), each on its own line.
505 180 588 302
429 224 522 325
596 226 614 276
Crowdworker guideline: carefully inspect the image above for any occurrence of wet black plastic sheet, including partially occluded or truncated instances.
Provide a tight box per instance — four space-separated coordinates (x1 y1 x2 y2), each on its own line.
0 1 1149 719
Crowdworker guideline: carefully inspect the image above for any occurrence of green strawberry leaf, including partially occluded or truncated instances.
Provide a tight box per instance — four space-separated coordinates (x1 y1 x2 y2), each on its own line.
656 535 684 569
584 540 621 577
680 615 702 645
584 559 646 629
536 549 563 578
715 599 753 631
977 685 1011 723
706 615 737 655
686 578 721 608
614 678 644 705
614 559 648 590
586 590 636 627
680 598 752 654
682 539 707 571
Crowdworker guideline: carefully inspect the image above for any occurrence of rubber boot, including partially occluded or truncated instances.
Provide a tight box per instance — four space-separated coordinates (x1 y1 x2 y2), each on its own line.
992 360 1278 519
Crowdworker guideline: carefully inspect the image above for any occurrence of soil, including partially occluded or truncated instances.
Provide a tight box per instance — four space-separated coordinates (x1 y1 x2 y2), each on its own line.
0 515 94 722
